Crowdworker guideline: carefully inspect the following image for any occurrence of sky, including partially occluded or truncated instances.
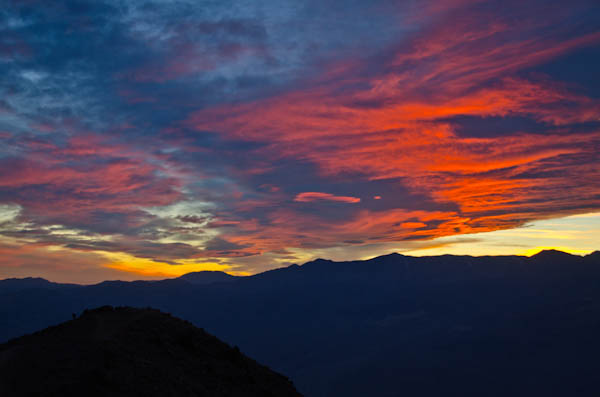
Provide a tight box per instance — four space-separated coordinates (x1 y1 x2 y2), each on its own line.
0 0 599 283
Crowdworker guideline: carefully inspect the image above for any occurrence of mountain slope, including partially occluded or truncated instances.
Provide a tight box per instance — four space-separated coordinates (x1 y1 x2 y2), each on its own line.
1 251 599 396
0 306 301 397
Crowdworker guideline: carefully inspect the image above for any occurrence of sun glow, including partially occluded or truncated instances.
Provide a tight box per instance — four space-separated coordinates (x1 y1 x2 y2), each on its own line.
101 252 247 278
402 212 600 257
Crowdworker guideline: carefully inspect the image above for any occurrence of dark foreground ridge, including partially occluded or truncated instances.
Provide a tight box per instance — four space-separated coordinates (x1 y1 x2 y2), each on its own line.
0 306 302 397
1 250 599 396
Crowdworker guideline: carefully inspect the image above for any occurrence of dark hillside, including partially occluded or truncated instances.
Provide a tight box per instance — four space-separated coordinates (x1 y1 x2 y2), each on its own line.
0 306 301 397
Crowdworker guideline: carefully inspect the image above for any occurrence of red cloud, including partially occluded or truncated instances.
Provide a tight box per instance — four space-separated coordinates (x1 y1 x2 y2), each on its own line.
294 192 361 203
187 6 600 250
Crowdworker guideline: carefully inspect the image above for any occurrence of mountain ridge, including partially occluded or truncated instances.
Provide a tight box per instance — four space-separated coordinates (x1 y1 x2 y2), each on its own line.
0 249 599 396
1 249 590 287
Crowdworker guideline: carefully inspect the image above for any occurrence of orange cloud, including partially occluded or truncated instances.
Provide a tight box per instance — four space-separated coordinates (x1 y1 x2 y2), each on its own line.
294 192 361 203
3 1 599 283
400 222 427 229
187 10 600 252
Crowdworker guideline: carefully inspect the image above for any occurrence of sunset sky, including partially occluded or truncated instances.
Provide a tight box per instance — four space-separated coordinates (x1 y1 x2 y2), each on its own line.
0 0 599 283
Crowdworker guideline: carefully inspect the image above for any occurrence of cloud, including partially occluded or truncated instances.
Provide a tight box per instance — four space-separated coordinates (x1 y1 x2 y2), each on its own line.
294 192 361 203
0 204 21 224
400 222 427 229
188 4 600 244
0 0 599 282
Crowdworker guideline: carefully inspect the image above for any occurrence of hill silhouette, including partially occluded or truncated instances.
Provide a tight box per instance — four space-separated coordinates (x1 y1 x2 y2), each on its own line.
0 306 301 397
1 250 599 396
0 277 80 293
530 249 581 261
177 271 239 285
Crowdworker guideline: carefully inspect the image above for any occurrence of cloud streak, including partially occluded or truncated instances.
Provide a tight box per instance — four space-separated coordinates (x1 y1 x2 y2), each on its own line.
294 192 361 203
0 0 598 282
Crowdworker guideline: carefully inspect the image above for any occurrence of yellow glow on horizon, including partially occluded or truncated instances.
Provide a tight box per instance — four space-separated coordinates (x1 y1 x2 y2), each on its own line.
263 212 599 271
4 212 594 283
100 252 249 278
519 247 592 257
401 212 599 258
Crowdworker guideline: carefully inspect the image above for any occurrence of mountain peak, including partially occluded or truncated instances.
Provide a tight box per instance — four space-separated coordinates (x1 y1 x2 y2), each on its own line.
303 258 334 266
0 306 301 396
177 270 239 285
530 249 576 259
0 277 72 293
585 251 600 259
372 252 407 260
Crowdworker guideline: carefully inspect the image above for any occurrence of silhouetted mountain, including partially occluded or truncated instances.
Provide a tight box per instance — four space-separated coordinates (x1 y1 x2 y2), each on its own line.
1 251 599 396
531 249 579 261
586 250 600 261
0 306 301 397
0 277 80 293
177 271 239 285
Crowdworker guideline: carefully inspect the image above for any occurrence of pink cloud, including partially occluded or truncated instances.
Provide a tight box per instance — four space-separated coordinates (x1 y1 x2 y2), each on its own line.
0 133 183 223
294 192 361 204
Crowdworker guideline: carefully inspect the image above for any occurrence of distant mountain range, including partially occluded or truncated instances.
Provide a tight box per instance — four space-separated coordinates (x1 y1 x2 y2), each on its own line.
0 306 301 396
1 250 599 396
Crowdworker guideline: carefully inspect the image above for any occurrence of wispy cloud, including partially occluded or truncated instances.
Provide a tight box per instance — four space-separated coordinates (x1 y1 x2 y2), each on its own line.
0 0 598 282
294 192 361 203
